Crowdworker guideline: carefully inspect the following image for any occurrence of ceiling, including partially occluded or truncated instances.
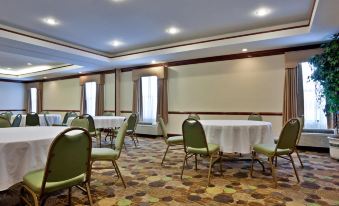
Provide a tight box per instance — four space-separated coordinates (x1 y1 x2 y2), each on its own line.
0 0 338 81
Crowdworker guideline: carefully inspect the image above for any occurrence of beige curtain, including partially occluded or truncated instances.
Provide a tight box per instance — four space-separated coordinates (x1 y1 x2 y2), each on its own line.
80 85 87 115
283 64 304 124
96 83 105 116
36 88 42 114
157 78 168 123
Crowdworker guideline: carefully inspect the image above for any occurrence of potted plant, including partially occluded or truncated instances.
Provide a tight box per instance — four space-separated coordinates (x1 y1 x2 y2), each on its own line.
309 33 339 159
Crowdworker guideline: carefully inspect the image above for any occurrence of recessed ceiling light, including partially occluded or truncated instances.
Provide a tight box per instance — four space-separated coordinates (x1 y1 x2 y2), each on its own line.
27 63 32 66
242 48 248 52
254 8 271 17
43 77 47 79
151 60 157 64
112 0 125 2
7 68 12 70
166 27 180 35
42 17 60 26
111 40 124 47
78 72 82 74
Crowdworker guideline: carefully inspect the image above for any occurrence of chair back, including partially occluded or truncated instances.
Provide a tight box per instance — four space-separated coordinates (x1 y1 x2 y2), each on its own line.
158 117 168 140
0 117 11 128
44 113 50 126
248 113 263 121
26 112 40 126
0 112 12 121
182 118 209 153
71 117 89 130
114 122 128 158
103 112 114 116
276 118 301 153
11 114 22 127
81 114 96 133
296 115 304 144
127 113 138 131
65 112 78 124
188 113 200 120
61 112 70 125
41 128 92 195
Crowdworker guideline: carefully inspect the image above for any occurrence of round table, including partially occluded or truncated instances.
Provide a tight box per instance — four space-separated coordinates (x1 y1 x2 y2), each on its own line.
0 126 68 191
200 120 273 154
10 114 62 126
67 116 126 129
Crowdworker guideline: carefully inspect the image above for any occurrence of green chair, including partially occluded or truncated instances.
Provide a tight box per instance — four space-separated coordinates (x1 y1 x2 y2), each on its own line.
188 113 200 120
0 117 11 128
115 113 139 148
53 112 78 126
181 118 223 186
11 114 22 127
20 127 93 206
82 114 102 147
26 113 40 126
0 112 12 122
158 117 184 165
43 113 50 126
248 113 263 121
250 118 301 187
71 117 89 130
90 121 128 188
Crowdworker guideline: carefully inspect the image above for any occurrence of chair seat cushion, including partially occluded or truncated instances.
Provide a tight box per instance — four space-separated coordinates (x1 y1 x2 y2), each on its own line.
253 143 291 157
187 143 220 155
23 169 85 193
91 148 119 161
167 136 183 145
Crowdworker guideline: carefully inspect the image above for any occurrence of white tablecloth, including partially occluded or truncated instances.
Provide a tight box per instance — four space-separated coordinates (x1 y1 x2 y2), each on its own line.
0 126 68 191
67 116 126 129
10 114 62 126
200 120 273 154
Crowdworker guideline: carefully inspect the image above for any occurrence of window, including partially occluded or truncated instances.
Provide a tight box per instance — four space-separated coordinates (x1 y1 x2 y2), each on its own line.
85 82 97 116
301 62 327 129
141 76 158 123
30 88 37 113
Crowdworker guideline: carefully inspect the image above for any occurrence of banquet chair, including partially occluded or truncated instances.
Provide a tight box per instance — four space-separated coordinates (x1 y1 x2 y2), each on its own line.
248 113 263 121
54 111 78 126
181 118 223 186
26 112 40 126
158 117 184 165
274 116 304 168
114 113 139 148
0 117 11 128
250 118 301 187
0 112 12 121
90 121 128 188
20 127 93 206
43 113 50 126
102 111 114 141
81 114 101 147
71 118 89 130
11 114 22 127
188 113 200 120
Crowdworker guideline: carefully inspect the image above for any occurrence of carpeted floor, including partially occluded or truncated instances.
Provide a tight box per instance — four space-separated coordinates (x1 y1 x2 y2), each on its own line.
2 137 339 206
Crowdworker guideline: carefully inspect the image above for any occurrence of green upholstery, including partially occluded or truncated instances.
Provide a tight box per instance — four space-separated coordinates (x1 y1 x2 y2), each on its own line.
11 114 22 127
0 117 11 128
248 113 263 121
26 113 40 126
187 143 220 155
127 113 138 131
71 118 89 130
167 136 184 145
81 114 96 135
23 169 85 193
43 114 50 126
253 144 290 156
159 117 183 145
0 112 12 121
181 118 222 186
90 121 128 188
188 113 200 120
21 128 93 205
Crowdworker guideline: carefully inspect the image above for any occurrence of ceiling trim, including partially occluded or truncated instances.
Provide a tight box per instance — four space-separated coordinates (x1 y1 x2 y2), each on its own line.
0 0 317 60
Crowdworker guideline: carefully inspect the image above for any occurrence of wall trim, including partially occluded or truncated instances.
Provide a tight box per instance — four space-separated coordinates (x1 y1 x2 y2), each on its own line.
44 109 80 112
168 111 283 116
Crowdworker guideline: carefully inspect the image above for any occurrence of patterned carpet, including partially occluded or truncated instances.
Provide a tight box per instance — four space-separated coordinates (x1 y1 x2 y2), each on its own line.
2 137 339 206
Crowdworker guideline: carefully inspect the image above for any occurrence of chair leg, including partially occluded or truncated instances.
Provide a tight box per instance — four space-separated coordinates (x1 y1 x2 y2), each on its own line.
85 182 93 206
68 187 72 205
113 161 126 188
180 153 187 180
207 155 214 186
131 135 137 147
289 154 300 183
268 157 277 188
250 151 255 177
295 150 304 168
194 154 198 171
161 145 170 165
21 185 39 206
135 134 139 143
219 151 223 175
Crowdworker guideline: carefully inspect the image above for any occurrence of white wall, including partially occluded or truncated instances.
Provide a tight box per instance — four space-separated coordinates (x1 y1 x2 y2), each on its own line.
104 73 115 111
166 55 285 136
0 81 25 113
